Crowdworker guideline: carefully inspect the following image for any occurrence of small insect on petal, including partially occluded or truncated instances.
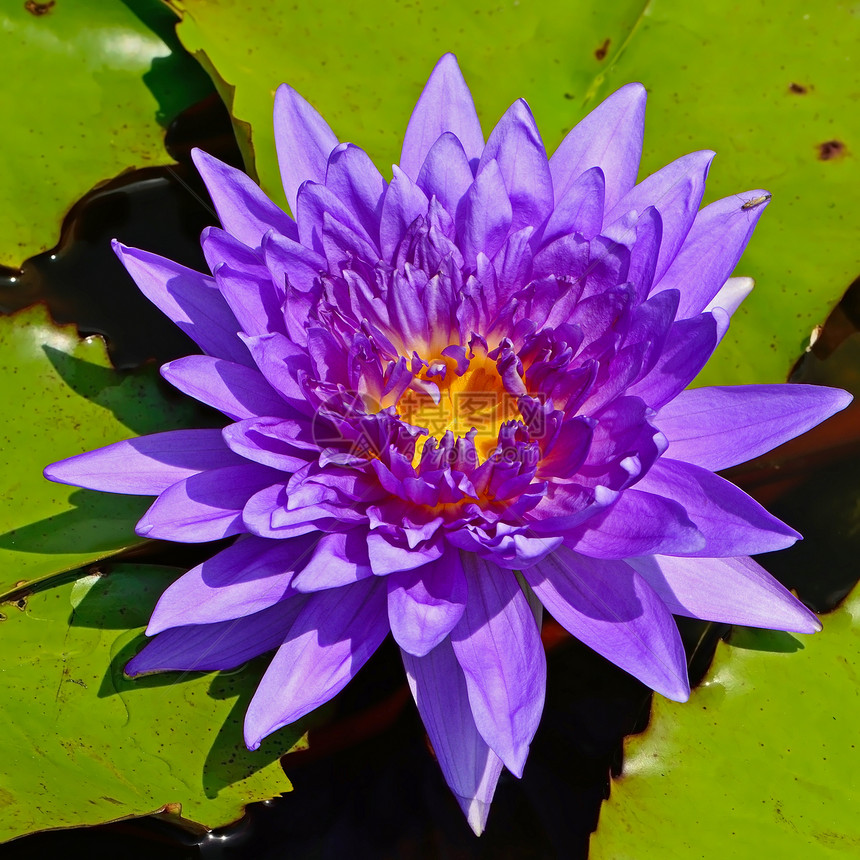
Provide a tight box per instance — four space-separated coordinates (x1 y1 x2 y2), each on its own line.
741 193 772 210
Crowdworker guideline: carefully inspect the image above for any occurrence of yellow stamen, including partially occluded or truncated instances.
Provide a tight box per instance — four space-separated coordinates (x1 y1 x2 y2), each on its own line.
398 352 517 467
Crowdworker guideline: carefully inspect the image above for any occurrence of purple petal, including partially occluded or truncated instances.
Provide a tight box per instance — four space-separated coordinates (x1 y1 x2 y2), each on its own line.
242 331 315 414
627 311 724 409
416 132 474 217
479 99 553 232
628 554 821 633
635 458 800 557
191 148 299 247
625 206 663 301
147 533 320 634
399 53 484 180
325 143 387 243
542 165 605 245
136 464 280 542
387 545 468 656
655 189 771 318
703 276 753 317
296 181 378 255
242 483 321 539
291 530 374 591
449 554 545 777
44 429 243 495
549 83 646 213
203 232 286 338
657 384 852 471
222 416 319 472
564 489 705 558
274 83 340 215
380 165 430 261
524 548 689 701
126 595 309 675
244 578 388 748
605 151 715 283
367 532 444 575
161 355 298 421
456 160 512 267
263 230 326 293
112 242 250 366
402 640 504 835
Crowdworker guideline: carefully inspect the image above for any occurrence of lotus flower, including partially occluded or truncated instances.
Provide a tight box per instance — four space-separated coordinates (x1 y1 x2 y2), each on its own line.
45 54 849 834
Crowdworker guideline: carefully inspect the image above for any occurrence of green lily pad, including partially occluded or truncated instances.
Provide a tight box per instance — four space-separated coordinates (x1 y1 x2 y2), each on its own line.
166 0 856 386
590 586 860 859
0 306 202 597
0 563 298 843
0 0 212 267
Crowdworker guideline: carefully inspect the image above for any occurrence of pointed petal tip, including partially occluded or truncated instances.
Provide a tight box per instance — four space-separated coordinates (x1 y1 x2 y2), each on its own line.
458 794 491 836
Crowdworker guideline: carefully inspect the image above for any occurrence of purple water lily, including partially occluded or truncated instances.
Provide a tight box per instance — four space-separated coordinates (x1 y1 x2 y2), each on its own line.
46 54 849 833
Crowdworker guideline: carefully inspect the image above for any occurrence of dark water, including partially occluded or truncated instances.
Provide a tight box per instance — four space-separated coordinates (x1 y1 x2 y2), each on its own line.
3 94 859 859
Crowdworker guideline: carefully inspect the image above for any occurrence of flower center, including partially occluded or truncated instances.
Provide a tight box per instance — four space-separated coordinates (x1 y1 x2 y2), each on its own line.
398 352 517 466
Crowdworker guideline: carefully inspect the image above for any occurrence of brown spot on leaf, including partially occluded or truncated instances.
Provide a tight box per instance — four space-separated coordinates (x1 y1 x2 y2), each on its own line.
24 0 55 15
595 38 611 61
818 140 847 161
789 82 808 94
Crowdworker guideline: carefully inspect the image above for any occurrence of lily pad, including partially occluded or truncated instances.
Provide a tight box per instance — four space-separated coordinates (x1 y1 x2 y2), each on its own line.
590 585 860 859
0 306 203 597
0 0 212 267
166 0 857 386
0 563 298 843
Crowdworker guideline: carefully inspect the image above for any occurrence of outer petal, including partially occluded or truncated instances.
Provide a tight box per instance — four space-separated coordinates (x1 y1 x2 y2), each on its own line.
207 258 286 340
146 534 320 634
627 311 724 409
456 160 512 266
244 578 388 749
380 165 430 261
479 99 553 232
634 458 800 557
263 230 326 293
222 416 319 472
449 554 545 778
402 640 504 836
161 356 298 421
367 531 444 575
274 83 340 215
657 384 853 471
44 429 243 495
325 143 387 243
655 189 771 318
416 132 474 217
191 148 299 247
542 165 605 245
704 276 754 317
387 545 468 656
112 242 250 366
564 489 705 558
399 53 484 180
524 548 690 701
126 596 309 675
136 464 281 542
549 83 646 213
291 530 374 591
605 150 715 283
628 554 821 633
